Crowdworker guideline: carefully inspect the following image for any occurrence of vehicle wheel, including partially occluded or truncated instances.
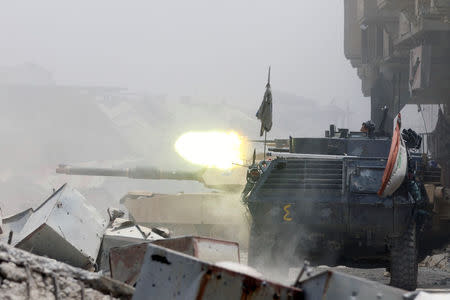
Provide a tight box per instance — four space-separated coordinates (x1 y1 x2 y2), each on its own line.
390 220 418 291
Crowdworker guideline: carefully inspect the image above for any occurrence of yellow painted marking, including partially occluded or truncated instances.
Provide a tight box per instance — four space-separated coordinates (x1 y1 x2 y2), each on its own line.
283 204 293 221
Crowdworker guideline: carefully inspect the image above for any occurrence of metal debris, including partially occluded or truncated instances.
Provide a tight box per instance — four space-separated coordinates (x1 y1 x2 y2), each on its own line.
97 218 164 274
110 242 148 286
0 208 33 245
151 226 171 238
108 207 126 222
11 184 108 269
152 236 240 263
132 243 449 299
109 236 240 286
133 242 303 300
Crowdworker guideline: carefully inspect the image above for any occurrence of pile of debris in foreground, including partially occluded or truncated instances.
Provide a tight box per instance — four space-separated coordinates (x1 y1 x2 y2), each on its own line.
420 244 450 273
2 240 449 300
0 184 167 274
0 243 133 299
0 184 449 299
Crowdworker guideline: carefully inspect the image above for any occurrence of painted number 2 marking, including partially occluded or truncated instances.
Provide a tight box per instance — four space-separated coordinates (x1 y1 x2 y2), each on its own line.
283 204 292 221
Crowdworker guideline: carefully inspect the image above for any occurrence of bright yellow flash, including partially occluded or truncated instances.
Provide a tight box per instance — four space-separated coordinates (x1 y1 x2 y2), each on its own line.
175 131 244 169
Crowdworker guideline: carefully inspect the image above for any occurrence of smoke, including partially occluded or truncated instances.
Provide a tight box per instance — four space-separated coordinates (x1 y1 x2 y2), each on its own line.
245 197 344 284
249 226 344 285
0 66 368 216
122 191 250 249
248 225 306 284
0 3 380 285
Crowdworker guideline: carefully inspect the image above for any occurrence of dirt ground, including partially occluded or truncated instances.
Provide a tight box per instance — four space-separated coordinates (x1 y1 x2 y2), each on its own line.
304 266 450 289
240 251 450 290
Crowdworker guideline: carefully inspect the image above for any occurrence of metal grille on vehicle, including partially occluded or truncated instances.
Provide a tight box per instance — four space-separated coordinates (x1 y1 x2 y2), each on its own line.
260 158 343 191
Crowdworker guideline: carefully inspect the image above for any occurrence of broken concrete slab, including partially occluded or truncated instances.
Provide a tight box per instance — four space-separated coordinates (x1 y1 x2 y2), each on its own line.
109 236 240 286
14 184 108 269
420 253 449 272
133 242 303 300
0 242 133 299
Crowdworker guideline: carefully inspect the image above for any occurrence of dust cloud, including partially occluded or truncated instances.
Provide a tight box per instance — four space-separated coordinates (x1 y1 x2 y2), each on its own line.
0 2 370 280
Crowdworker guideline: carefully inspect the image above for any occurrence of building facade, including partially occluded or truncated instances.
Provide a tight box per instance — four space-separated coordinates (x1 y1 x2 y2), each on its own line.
344 0 450 134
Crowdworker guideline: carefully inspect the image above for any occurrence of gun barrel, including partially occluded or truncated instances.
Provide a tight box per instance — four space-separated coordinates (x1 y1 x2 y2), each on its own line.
56 165 203 182
56 165 129 177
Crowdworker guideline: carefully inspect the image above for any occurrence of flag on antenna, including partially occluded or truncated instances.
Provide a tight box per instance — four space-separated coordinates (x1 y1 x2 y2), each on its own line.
256 66 273 137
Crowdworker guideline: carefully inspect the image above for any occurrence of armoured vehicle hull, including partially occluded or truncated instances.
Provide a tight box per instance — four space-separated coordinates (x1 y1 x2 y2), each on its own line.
243 131 448 290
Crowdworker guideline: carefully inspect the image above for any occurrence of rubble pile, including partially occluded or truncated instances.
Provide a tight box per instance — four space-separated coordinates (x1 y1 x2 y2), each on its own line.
420 245 450 272
0 184 168 275
0 243 133 299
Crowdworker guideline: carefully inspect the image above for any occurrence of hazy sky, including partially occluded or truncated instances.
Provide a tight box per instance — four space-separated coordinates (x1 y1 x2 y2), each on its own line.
0 1 366 105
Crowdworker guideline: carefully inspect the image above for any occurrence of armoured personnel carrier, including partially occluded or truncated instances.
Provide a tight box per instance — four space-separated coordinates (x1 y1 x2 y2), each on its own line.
242 123 449 290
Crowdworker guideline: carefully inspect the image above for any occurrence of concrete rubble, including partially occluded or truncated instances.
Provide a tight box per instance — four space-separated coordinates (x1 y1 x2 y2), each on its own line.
420 245 450 273
0 242 133 299
0 184 170 274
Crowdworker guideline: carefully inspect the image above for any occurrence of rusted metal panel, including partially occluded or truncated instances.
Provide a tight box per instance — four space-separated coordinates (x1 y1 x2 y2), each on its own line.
99 219 164 274
297 270 406 300
110 236 240 287
110 242 148 286
133 243 303 300
14 184 107 269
